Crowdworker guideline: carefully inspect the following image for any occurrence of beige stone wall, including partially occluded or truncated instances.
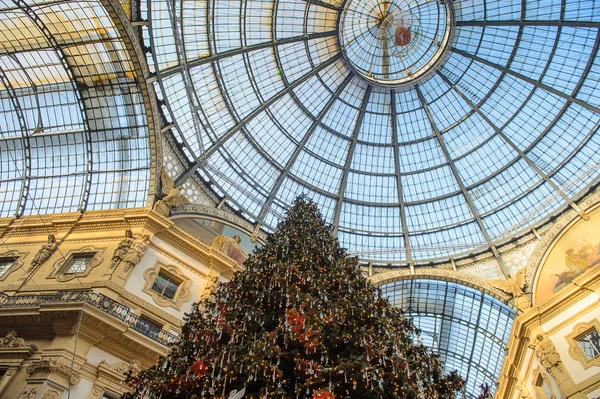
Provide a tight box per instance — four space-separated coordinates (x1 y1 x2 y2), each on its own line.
496 199 600 399
0 207 237 398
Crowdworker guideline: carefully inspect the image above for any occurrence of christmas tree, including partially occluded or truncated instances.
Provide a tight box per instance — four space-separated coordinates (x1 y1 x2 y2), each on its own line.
124 196 464 398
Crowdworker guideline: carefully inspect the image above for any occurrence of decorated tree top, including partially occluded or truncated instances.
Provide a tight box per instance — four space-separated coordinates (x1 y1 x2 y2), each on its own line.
124 196 464 398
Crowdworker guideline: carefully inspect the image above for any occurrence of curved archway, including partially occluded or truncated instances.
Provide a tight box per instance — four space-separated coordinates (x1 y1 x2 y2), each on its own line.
378 277 516 398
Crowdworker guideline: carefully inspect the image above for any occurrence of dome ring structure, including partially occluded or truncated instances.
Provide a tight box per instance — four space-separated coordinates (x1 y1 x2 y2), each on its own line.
338 0 455 88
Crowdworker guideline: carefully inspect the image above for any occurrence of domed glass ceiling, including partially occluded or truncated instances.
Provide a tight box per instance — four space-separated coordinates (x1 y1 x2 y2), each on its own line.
0 0 152 217
146 0 600 264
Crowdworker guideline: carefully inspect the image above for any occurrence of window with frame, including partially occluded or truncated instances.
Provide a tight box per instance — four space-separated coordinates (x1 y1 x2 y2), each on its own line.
577 328 600 360
62 253 95 274
0 257 17 277
151 273 181 300
535 374 554 399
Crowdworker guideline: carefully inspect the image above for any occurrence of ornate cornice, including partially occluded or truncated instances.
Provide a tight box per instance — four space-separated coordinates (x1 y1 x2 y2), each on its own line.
26 358 81 385
369 268 512 304
154 222 241 279
0 331 37 351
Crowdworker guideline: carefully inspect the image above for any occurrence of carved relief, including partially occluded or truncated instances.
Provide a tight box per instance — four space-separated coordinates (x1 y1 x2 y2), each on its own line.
19 386 39 399
41 389 60 399
122 235 151 273
26 358 81 385
142 262 191 309
48 246 105 282
153 168 190 217
109 230 135 269
28 235 58 272
489 267 531 311
0 330 34 349
516 382 531 399
92 385 103 396
530 334 562 377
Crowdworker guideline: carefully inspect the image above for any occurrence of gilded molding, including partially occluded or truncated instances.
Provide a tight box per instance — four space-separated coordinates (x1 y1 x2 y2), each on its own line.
368 267 512 304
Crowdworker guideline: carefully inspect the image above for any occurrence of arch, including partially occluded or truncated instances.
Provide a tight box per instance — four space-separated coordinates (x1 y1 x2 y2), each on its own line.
375 275 516 398
369 268 512 305
528 188 600 306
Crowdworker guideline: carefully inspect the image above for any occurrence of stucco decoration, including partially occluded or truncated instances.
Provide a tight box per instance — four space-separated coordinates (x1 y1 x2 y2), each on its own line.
459 257 505 280
0 250 27 281
0 331 36 350
489 267 531 311
26 358 81 385
19 386 39 399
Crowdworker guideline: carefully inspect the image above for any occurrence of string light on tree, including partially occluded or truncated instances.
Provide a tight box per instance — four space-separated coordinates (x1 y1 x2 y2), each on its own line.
122 196 464 398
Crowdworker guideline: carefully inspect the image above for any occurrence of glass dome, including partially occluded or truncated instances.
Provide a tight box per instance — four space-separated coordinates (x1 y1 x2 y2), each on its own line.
0 0 153 217
146 0 600 264
380 279 515 398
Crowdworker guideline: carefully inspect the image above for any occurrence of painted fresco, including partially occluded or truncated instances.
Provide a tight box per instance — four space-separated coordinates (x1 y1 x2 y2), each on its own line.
534 207 600 305
174 218 260 266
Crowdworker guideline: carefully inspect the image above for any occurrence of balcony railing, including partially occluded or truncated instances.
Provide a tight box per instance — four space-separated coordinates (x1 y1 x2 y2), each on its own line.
0 291 179 346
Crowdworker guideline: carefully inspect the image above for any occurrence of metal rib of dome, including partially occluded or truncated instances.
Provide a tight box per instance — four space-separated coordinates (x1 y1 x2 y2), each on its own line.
380 279 515 398
0 0 153 217
147 0 600 264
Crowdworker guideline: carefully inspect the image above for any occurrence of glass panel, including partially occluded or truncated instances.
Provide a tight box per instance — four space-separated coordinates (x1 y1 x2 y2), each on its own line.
0 257 16 277
380 279 516 398
577 329 600 360
64 253 94 274
151 273 180 300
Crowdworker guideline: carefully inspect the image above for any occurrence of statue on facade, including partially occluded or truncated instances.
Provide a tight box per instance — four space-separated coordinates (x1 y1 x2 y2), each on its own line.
153 169 190 217
29 235 58 271
122 235 151 273
489 267 531 311
109 230 134 269
531 334 561 373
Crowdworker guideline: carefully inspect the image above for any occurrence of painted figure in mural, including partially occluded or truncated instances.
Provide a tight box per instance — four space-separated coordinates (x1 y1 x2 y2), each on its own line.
109 230 135 269
564 248 590 272
212 234 248 265
554 242 600 291
29 235 58 271
123 235 151 273
153 169 190 217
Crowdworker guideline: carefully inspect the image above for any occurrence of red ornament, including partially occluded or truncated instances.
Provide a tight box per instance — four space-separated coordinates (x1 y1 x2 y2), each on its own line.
190 358 209 376
313 390 335 399
394 26 411 46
